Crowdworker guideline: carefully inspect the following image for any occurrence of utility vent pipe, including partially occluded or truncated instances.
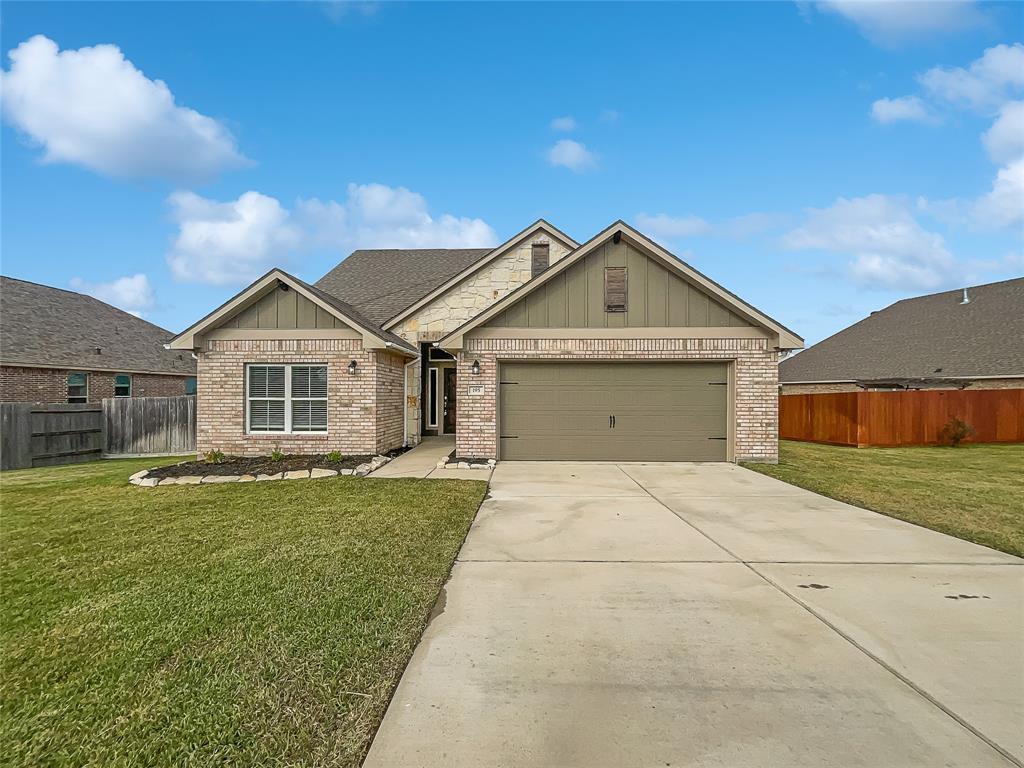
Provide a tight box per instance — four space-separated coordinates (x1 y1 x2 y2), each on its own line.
960 288 970 305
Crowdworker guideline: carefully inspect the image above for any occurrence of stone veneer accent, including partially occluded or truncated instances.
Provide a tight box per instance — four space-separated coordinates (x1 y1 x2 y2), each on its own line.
395 233 572 341
0 365 192 403
455 337 779 463
196 338 405 456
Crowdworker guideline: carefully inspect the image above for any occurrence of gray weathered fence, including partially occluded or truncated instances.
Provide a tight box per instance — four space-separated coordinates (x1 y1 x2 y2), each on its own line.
103 395 196 456
0 402 104 470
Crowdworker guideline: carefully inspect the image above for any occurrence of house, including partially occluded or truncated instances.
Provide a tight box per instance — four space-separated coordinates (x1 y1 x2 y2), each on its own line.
780 277 1024 394
0 276 197 403
170 220 803 463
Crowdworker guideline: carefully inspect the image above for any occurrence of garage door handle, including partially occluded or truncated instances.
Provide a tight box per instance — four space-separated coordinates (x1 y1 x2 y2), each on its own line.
610 415 616 428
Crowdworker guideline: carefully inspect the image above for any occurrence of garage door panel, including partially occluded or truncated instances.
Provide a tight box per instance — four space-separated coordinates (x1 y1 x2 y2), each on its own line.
499 362 728 461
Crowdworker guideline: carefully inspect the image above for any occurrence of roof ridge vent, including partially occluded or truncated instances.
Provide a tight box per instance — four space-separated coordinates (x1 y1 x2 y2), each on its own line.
960 287 970 305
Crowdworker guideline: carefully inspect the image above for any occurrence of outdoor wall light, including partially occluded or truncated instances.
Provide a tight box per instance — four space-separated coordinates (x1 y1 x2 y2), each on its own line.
471 359 481 376
348 359 358 375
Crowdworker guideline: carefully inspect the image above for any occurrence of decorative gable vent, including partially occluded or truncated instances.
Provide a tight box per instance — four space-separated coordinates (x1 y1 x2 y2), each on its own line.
531 243 550 278
604 266 627 312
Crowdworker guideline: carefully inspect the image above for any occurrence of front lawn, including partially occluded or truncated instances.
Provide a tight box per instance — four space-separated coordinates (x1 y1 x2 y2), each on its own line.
743 441 1023 557
1 457 487 767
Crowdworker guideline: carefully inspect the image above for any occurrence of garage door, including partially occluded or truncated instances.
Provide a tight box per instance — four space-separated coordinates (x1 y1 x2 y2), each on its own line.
499 362 729 461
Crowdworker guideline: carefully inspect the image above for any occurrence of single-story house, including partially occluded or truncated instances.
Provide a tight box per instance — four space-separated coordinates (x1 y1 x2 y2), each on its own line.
1 276 197 403
170 220 803 463
780 277 1024 394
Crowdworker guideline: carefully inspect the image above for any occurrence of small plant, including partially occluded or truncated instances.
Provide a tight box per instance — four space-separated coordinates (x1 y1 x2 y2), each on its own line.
325 450 344 463
270 449 285 462
204 449 225 465
939 417 975 447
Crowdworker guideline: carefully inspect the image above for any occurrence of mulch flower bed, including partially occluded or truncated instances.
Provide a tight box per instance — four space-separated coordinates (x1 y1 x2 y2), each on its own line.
148 448 407 479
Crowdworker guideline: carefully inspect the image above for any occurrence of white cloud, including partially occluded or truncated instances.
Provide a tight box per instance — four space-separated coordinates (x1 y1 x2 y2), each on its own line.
69 273 156 317
919 42 1024 111
635 213 710 240
0 35 247 182
871 95 933 123
982 101 1024 164
782 194 961 290
167 183 497 286
546 139 597 172
550 116 577 131
815 0 987 46
972 158 1024 229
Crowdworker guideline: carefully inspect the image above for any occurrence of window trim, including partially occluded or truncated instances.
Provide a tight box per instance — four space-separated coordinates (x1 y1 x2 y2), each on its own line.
245 363 328 435
114 373 132 398
67 372 88 403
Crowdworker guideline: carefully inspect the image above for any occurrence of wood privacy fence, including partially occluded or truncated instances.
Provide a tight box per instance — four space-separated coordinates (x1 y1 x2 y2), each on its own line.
1 396 196 471
780 389 1024 447
103 396 197 456
0 402 104 470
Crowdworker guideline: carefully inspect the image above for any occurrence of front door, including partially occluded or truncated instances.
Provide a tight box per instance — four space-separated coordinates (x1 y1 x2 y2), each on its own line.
443 368 457 434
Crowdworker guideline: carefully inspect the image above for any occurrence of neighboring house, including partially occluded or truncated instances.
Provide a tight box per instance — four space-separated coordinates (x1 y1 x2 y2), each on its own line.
0 276 197 403
170 220 803 463
780 278 1024 394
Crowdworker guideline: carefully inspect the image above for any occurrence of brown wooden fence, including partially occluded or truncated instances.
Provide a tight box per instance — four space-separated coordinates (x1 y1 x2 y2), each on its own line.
0 402 104 470
780 389 1024 447
103 396 196 456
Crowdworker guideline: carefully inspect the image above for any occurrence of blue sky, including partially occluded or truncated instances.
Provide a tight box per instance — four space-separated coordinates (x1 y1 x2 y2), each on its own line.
2 1 1022 345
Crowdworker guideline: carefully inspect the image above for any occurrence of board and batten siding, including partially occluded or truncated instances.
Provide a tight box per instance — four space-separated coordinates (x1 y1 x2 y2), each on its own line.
215 287 346 331
485 241 752 329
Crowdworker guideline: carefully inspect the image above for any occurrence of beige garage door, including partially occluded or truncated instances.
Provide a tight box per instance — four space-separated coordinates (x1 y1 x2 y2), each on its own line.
499 362 729 461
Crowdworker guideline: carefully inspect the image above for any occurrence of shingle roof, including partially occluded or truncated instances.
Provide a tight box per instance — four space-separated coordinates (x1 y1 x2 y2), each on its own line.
315 248 492 326
780 277 1024 383
0 276 196 376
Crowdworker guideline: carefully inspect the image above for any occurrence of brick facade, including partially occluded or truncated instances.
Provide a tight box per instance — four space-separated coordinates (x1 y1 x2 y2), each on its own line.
455 337 779 463
196 339 405 457
0 365 192 403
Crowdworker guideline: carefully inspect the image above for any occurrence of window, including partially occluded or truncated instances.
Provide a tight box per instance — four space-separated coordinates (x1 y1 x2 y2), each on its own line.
114 374 132 398
67 372 88 403
247 364 327 433
185 377 197 395
604 266 627 312
427 368 439 428
531 243 550 278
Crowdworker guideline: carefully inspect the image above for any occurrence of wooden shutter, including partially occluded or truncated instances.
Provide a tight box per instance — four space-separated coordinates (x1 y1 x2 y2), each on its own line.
531 243 550 277
604 267 627 312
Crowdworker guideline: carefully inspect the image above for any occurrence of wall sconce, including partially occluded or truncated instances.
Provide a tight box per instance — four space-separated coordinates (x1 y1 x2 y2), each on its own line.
471 359 481 376
348 359 358 375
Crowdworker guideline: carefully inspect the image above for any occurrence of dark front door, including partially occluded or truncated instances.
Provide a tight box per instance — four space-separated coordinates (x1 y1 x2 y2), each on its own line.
443 368 457 434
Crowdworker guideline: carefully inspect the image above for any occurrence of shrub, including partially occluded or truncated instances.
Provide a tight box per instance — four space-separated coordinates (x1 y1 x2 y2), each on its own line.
325 450 344 463
939 417 975 447
204 449 225 465
270 450 285 462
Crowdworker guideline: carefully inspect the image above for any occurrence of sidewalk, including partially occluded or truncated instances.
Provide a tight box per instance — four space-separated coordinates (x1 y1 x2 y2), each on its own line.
370 436 492 480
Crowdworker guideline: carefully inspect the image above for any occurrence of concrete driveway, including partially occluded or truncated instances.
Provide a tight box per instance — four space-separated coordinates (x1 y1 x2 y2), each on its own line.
364 462 1023 768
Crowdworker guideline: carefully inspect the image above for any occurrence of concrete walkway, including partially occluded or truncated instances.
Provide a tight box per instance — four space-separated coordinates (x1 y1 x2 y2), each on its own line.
369 436 493 480
364 462 1023 768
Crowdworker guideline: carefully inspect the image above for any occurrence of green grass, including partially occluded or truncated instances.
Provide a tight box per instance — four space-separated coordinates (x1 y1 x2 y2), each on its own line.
743 441 1024 557
1 457 487 767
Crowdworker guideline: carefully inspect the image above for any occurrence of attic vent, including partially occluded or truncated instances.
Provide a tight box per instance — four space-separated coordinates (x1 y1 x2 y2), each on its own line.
531 243 550 278
604 267 627 312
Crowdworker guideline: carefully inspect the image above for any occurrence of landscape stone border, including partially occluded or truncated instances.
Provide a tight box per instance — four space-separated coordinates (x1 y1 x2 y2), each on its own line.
436 452 495 471
129 454 393 487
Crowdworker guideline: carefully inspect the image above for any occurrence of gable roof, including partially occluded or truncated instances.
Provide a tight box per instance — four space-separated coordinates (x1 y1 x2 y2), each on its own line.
437 220 804 349
380 220 579 330
315 248 491 326
780 277 1024 384
0 276 196 376
168 269 417 355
